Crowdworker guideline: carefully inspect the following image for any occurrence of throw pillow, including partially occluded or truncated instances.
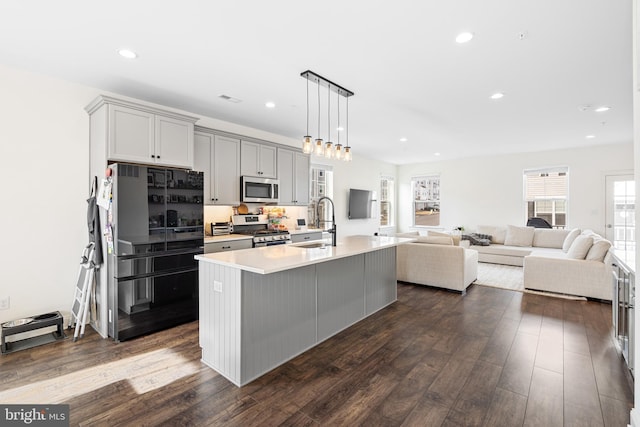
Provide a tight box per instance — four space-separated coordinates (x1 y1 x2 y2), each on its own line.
428 230 460 246
562 228 581 252
504 225 535 247
585 238 612 262
566 235 594 259
416 235 453 245
532 228 569 249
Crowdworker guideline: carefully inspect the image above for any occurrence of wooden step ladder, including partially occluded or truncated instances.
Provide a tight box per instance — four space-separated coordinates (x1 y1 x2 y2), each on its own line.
69 243 96 341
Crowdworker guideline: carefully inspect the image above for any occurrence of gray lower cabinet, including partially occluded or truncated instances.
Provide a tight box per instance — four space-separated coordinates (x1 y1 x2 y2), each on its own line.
290 231 323 243
198 246 397 386
204 239 252 254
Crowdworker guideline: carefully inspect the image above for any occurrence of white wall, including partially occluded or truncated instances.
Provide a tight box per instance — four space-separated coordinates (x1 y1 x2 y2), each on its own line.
0 63 398 327
398 143 634 236
0 64 97 326
312 155 398 237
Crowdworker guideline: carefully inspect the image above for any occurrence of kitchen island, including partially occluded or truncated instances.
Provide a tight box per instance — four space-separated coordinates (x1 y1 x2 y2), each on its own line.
195 235 413 386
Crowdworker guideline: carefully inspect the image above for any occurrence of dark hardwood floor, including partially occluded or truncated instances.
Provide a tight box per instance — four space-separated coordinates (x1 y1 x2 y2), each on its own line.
0 283 634 426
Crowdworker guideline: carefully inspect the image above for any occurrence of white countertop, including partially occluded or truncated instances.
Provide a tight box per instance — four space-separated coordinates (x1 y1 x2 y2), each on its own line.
196 235 415 274
204 234 253 243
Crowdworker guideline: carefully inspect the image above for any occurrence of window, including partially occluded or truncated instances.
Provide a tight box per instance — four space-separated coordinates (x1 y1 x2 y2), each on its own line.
524 167 568 228
308 164 334 227
380 176 395 227
412 175 440 227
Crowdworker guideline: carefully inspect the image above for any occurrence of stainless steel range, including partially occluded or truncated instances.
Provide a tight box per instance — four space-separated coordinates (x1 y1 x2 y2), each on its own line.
231 215 291 247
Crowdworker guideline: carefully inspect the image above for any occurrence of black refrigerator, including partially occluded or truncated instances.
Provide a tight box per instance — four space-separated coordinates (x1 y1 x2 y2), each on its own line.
107 163 204 341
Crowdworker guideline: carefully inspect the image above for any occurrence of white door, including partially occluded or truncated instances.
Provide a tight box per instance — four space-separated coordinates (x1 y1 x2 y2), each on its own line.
605 173 635 251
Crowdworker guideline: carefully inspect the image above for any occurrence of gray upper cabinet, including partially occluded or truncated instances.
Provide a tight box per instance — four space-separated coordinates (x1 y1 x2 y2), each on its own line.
194 130 240 205
241 141 277 178
277 148 310 205
86 95 198 169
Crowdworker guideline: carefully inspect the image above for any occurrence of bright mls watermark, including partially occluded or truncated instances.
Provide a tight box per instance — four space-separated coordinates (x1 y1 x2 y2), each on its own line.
1 405 69 426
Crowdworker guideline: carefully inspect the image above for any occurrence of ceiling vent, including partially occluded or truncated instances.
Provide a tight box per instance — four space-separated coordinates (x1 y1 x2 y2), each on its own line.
218 94 242 103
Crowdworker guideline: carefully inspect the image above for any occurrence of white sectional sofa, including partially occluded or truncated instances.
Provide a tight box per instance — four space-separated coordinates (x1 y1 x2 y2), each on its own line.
472 225 613 300
396 232 478 294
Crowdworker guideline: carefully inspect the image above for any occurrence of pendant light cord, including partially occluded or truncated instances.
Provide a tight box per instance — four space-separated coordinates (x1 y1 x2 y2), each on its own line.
306 77 309 136
346 96 349 147
327 84 331 141
317 79 321 139
337 92 340 145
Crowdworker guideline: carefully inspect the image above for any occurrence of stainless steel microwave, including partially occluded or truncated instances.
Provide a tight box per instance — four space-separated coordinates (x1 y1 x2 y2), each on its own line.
241 176 279 203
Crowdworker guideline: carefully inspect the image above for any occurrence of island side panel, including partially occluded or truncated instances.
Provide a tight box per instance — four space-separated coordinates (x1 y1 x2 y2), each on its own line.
364 247 398 315
240 265 317 385
317 254 366 342
199 262 243 386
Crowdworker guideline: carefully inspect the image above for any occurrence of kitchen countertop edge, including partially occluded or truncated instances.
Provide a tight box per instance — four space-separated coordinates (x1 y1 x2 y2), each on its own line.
196 235 416 274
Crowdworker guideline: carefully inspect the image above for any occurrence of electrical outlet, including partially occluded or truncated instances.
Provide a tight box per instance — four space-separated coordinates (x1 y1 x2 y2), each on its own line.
0 296 9 310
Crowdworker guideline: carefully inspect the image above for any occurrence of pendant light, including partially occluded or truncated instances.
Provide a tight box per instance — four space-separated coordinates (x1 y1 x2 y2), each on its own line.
344 96 352 162
324 84 334 159
302 77 312 154
314 79 324 156
300 70 354 161
334 91 343 160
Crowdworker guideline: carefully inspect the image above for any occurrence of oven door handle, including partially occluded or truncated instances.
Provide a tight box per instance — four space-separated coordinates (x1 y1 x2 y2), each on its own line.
117 247 204 261
117 266 199 282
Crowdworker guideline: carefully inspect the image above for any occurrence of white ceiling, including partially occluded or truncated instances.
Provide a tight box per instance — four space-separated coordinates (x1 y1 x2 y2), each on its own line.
0 1 633 165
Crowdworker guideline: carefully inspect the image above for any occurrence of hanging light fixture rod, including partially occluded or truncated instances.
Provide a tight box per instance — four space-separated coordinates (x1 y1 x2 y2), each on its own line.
300 70 354 98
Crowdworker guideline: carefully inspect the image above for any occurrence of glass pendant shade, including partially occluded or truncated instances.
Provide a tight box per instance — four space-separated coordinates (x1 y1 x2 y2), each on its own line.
324 141 333 158
344 146 352 162
334 144 343 160
314 138 325 156
302 136 313 154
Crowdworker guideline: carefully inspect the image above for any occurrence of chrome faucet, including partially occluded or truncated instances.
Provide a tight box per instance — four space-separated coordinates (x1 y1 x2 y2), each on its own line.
315 196 337 246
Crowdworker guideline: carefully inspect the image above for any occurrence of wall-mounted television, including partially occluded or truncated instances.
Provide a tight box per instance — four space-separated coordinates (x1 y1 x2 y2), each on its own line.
348 188 373 219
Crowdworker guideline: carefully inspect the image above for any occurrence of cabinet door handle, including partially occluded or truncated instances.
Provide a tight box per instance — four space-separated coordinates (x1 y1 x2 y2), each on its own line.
304 236 310 240
222 246 231 250
151 154 156 158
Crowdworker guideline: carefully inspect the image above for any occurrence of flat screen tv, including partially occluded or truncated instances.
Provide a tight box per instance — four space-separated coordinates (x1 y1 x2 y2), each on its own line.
348 188 372 219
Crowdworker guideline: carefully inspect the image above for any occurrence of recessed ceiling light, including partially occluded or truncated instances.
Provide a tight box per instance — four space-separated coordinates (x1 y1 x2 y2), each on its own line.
265 102 276 108
595 106 611 112
434 152 441 156
490 92 504 100
455 32 474 44
118 49 137 59
585 135 596 139
400 137 408 142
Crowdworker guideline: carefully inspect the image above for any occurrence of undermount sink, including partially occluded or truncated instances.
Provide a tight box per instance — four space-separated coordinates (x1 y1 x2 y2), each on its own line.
294 242 327 249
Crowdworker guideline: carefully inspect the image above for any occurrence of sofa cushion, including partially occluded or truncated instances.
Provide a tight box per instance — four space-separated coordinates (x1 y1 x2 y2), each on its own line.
416 235 453 245
428 230 460 246
585 238 612 262
473 244 533 257
532 228 570 249
566 235 594 259
504 225 535 247
562 228 581 252
476 225 507 244
396 231 419 239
